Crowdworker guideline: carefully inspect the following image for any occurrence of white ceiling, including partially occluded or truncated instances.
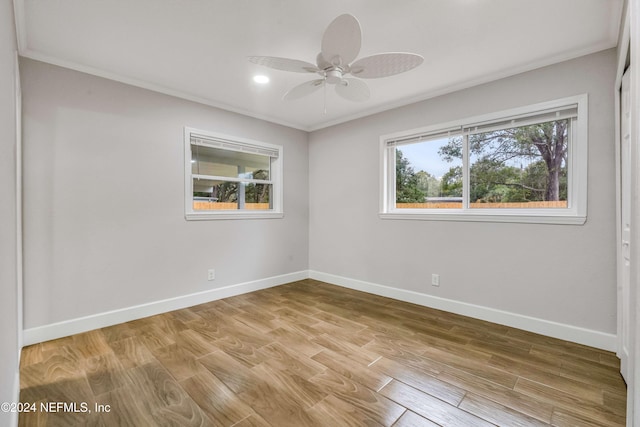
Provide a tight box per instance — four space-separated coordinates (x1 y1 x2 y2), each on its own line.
15 0 623 131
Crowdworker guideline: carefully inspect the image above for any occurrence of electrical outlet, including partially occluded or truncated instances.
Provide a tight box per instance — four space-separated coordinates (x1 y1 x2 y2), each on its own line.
431 274 440 287
208 269 215 281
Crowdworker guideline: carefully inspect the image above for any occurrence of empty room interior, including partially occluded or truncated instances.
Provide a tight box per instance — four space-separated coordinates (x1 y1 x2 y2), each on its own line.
2 0 640 426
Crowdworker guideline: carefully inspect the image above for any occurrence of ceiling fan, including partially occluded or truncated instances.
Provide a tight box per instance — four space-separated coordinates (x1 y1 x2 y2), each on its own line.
248 14 424 102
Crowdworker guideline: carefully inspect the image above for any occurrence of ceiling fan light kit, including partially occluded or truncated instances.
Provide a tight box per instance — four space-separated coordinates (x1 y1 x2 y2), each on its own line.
248 13 424 103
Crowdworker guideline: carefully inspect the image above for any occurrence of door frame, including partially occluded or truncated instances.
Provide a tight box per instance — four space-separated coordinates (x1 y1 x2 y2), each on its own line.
631 0 640 423
616 0 640 424
617 67 631 383
615 0 630 376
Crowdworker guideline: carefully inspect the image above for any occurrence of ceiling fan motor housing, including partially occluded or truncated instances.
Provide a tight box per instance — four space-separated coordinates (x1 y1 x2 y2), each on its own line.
325 68 343 84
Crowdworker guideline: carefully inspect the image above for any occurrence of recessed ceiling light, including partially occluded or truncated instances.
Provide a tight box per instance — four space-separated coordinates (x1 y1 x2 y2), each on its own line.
253 75 270 84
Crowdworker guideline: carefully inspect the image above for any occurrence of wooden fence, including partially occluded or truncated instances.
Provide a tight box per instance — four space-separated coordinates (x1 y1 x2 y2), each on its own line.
195 201 567 210
194 202 270 210
396 201 568 209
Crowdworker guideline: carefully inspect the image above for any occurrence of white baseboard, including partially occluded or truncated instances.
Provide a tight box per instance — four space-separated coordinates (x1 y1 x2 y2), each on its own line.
309 270 617 352
23 269 617 352
23 271 308 346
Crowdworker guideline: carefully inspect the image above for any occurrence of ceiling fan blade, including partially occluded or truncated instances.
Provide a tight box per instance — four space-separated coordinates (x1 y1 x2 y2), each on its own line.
335 78 370 102
248 56 319 73
349 53 424 79
321 14 361 66
283 79 325 100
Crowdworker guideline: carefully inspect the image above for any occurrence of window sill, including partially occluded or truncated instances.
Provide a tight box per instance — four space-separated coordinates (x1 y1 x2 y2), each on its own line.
186 211 284 221
379 210 586 225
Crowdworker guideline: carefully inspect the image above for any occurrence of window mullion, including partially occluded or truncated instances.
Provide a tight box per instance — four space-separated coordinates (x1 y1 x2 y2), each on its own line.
390 146 398 211
192 174 272 185
568 118 576 209
463 134 470 210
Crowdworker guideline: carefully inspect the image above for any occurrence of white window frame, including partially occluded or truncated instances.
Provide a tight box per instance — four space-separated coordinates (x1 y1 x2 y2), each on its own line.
379 94 588 225
184 127 283 220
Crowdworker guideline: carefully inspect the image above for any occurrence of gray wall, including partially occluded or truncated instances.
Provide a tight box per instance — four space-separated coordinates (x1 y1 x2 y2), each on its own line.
20 48 617 339
309 49 617 334
21 59 309 329
0 0 19 423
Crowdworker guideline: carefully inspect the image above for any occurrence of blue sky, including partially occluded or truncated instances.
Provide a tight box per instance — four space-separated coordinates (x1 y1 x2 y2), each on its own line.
398 137 459 179
400 136 544 179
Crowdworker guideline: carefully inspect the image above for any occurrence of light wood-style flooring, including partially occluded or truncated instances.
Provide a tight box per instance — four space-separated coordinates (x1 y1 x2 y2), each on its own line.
19 279 626 426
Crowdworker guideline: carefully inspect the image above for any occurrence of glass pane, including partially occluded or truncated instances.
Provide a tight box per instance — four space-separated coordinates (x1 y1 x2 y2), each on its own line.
395 136 463 209
192 179 273 211
191 144 270 180
193 178 238 211
243 183 272 210
469 119 568 209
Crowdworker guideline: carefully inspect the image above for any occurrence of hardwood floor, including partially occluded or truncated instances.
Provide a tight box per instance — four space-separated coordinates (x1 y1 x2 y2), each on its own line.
19 279 626 426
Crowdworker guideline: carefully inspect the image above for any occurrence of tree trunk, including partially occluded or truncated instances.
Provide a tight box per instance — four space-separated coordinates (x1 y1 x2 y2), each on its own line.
538 121 566 201
546 165 560 201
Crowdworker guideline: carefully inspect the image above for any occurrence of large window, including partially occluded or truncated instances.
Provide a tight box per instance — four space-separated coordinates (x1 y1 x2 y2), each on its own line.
184 127 283 220
380 95 588 224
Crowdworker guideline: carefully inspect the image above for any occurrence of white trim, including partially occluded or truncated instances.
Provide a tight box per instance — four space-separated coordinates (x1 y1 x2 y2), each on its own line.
11 54 22 427
17 48 310 131
191 134 279 158
9 370 19 427
380 96 587 143
306 41 617 132
614 0 629 365
615 15 628 363
379 212 586 225
16 45 615 134
380 94 589 225
628 0 640 424
192 174 272 186
185 211 284 221
308 270 617 352
614 85 623 361
13 0 619 134
184 127 284 221
23 269 618 352
23 271 307 345
14 52 22 353
11 0 26 53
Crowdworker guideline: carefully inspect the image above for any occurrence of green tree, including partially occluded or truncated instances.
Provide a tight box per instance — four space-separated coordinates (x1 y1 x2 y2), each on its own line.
415 170 442 198
470 159 528 203
439 120 568 202
440 166 463 197
520 160 567 201
214 182 238 202
396 149 426 203
244 169 270 203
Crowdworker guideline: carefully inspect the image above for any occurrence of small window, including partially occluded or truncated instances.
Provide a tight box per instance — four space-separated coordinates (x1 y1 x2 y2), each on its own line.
185 128 283 220
380 95 587 224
